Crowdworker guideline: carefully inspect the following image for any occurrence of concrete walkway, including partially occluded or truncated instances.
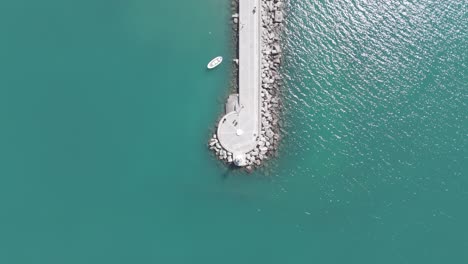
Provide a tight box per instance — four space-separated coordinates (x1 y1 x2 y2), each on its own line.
217 0 261 160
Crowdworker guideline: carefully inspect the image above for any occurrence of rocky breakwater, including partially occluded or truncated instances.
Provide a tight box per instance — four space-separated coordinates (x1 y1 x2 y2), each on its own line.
209 0 284 170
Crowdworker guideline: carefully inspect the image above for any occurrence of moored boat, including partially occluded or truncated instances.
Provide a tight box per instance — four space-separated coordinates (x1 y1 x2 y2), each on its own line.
207 56 223 69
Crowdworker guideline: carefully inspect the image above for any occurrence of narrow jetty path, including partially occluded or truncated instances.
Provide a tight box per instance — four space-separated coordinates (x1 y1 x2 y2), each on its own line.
217 0 261 161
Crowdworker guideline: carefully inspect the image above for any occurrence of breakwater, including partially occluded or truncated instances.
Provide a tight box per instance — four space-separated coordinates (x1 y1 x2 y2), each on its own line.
209 0 284 170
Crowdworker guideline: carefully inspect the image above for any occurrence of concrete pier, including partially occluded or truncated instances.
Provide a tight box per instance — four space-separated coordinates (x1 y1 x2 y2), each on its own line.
217 0 261 165
209 0 284 168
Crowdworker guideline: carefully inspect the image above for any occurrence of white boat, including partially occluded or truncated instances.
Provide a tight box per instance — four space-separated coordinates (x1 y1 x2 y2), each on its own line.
207 56 223 69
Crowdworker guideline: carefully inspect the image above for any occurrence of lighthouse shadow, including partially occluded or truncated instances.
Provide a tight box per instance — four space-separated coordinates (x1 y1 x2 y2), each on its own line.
221 163 239 180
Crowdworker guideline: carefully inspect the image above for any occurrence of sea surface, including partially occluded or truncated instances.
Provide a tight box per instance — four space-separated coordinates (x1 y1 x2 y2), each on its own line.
0 0 466 263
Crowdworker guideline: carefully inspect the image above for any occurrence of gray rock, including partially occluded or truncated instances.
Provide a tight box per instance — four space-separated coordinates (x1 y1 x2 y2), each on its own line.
266 130 274 138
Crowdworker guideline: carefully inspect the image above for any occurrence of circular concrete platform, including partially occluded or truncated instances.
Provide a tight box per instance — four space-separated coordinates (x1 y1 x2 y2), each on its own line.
217 111 258 156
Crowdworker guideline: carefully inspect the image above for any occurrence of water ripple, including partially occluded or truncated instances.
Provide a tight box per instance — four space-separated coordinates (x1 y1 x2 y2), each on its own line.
278 0 467 197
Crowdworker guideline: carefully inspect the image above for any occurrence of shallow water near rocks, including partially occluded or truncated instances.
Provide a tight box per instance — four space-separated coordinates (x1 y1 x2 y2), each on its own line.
0 0 466 263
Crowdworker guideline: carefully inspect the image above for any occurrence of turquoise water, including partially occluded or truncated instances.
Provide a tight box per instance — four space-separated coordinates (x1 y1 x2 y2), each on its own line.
0 0 466 263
